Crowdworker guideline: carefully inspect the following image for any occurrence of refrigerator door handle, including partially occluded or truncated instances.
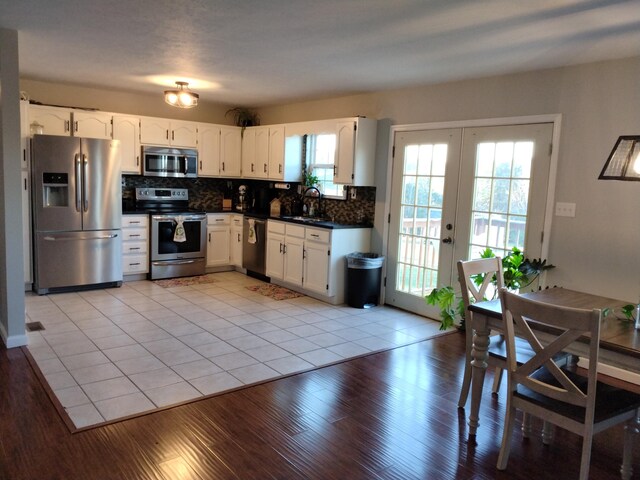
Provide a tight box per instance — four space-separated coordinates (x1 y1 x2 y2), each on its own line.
75 154 82 212
43 233 119 241
82 154 89 212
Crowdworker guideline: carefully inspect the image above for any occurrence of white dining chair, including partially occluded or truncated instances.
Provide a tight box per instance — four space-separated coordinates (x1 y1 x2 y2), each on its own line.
497 288 640 480
457 257 534 407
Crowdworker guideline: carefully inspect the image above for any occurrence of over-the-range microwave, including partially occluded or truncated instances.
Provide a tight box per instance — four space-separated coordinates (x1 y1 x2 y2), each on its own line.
142 146 198 178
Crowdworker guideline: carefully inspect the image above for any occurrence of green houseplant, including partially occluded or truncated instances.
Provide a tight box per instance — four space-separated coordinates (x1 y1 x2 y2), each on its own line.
425 247 555 331
225 107 260 137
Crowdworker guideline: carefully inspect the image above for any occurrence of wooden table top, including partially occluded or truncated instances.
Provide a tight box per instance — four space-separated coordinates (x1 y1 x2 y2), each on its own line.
469 287 640 360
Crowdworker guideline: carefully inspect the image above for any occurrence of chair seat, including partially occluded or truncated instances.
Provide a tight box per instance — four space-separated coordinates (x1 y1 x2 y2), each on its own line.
515 367 640 424
488 336 536 365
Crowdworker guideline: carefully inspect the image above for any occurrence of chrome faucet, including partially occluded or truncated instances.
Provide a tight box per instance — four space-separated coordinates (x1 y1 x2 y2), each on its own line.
302 186 322 217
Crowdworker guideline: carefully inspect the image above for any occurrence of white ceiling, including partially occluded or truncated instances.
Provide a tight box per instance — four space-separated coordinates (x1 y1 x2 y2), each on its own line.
2 0 639 107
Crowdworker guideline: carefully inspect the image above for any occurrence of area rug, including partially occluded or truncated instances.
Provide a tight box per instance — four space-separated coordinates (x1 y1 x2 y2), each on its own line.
245 284 305 300
154 274 218 288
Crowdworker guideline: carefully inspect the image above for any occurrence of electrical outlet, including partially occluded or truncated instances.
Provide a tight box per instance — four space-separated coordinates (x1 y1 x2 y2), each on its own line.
555 202 576 217
350 187 357 200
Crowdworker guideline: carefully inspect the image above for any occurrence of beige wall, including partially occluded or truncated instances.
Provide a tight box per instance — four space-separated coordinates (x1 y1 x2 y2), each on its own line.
19 57 640 302
259 57 640 302
20 79 234 124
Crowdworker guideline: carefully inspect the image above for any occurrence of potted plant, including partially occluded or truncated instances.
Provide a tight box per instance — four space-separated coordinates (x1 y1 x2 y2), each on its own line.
225 107 260 137
425 247 555 331
303 171 319 188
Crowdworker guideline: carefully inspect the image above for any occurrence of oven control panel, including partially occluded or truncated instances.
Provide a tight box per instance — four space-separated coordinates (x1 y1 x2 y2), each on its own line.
136 188 188 201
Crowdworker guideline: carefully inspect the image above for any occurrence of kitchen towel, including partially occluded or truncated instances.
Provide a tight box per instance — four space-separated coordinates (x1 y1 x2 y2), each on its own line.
248 218 256 244
174 216 186 242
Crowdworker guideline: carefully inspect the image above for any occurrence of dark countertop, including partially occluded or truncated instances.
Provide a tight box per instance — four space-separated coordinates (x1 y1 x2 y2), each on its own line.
239 211 371 229
123 209 371 229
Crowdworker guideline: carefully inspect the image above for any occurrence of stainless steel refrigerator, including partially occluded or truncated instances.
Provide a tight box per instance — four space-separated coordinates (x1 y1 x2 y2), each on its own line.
31 134 123 294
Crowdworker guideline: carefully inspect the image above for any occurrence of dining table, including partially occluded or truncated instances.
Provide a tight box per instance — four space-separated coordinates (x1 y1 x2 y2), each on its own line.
466 287 640 439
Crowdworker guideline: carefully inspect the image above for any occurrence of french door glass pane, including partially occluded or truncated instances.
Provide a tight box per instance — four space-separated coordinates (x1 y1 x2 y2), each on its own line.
469 141 534 259
396 143 447 297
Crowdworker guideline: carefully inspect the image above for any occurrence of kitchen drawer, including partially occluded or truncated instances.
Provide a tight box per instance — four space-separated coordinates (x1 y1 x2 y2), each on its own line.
268 220 285 234
122 240 147 255
231 215 243 227
122 254 148 274
122 228 147 241
305 228 330 244
285 224 305 238
122 216 148 228
207 214 230 225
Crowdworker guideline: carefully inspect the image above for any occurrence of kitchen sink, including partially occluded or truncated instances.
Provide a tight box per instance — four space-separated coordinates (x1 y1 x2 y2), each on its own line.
281 216 326 223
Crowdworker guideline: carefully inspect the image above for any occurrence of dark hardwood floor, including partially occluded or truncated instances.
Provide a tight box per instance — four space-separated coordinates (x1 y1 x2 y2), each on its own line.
1 332 638 479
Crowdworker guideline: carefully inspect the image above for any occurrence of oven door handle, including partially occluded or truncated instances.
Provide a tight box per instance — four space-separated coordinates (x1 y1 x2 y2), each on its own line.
151 259 200 266
152 214 206 222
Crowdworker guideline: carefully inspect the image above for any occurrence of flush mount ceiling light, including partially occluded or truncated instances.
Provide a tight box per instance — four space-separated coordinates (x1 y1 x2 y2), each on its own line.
599 136 640 181
164 81 199 108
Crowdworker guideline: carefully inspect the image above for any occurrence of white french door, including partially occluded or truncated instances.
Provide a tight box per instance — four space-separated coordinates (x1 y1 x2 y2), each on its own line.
385 123 553 318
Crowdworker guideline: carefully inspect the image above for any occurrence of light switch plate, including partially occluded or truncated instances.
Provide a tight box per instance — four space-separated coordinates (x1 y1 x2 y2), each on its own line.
555 202 576 217
350 187 357 200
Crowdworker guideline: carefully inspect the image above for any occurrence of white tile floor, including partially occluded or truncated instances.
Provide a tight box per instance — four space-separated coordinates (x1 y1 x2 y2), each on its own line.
25 271 444 429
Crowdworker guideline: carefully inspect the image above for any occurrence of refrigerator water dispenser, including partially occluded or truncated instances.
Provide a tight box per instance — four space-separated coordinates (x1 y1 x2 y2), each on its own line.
42 172 68 207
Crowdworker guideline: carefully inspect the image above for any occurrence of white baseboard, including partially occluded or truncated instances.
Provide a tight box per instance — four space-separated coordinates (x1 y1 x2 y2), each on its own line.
577 358 640 386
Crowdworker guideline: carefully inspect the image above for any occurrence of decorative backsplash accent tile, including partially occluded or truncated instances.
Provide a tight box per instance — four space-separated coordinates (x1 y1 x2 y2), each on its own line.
123 176 375 225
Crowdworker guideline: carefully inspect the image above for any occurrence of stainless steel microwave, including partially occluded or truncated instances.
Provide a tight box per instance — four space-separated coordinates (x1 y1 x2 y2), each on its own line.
142 146 198 178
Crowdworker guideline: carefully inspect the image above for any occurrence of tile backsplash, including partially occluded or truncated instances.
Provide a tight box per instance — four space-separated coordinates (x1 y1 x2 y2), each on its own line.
122 176 375 225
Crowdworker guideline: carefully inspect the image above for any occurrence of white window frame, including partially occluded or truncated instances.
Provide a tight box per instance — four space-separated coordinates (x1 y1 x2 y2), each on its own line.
306 134 347 200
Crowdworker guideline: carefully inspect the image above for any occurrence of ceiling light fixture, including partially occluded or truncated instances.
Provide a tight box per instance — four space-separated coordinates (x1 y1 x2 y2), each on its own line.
164 81 199 108
598 136 640 181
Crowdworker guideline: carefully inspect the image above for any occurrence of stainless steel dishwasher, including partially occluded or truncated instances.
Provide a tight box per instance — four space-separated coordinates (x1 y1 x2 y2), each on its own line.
243 216 267 277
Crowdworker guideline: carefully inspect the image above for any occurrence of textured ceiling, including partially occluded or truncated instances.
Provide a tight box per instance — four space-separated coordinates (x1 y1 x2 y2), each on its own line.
1 0 639 107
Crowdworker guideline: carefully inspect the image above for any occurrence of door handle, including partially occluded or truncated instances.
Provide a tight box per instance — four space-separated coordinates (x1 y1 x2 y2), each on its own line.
75 154 82 212
441 237 453 244
83 154 89 211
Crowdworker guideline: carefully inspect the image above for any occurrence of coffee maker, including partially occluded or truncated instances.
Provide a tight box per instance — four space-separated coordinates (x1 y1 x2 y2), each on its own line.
236 184 250 212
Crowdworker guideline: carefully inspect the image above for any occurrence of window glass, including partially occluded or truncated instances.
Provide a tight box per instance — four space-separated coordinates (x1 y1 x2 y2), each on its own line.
306 134 346 200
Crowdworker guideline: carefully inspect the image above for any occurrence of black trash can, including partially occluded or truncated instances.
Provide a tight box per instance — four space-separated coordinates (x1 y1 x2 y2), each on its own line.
346 253 384 308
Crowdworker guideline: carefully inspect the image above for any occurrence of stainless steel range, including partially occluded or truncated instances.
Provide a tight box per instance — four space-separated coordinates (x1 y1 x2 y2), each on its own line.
136 188 207 280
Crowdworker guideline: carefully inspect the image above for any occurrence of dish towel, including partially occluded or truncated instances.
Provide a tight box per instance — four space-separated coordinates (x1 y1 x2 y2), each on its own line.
173 216 186 243
248 218 257 244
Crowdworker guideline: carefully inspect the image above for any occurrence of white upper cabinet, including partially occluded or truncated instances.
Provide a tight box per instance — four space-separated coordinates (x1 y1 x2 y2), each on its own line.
242 126 269 178
171 120 198 148
267 125 287 180
334 117 377 186
73 111 112 139
140 117 197 147
112 115 141 174
242 124 297 181
20 101 29 169
28 105 74 136
28 105 112 139
197 123 221 177
219 127 242 177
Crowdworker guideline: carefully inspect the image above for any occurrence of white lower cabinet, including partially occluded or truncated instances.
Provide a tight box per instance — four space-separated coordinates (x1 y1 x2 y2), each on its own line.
230 215 243 268
22 170 32 285
206 214 230 267
266 220 371 304
303 228 330 296
266 221 304 285
122 215 149 275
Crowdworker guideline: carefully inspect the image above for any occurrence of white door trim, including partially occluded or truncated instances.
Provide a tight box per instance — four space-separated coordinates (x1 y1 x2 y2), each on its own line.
380 114 562 306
